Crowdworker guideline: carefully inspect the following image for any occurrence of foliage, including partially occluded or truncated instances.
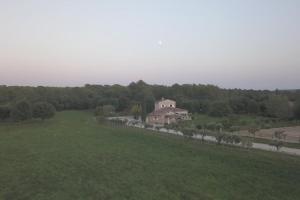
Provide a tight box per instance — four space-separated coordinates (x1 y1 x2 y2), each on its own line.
131 104 142 119
181 128 196 138
206 122 217 131
0 105 10 121
0 81 300 122
32 102 56 120
270 130 286 151
94 106 103 116
102 105 116 116
265 95 293 119
294 99 300 119
270 140 284 151
215 132 226 145
94 105 115 117
10 100 32 122
248 127 260 138
215 123 224 132
209 101 232 117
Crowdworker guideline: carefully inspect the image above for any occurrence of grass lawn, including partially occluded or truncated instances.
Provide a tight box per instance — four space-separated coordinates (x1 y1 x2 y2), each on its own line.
0 111 300 200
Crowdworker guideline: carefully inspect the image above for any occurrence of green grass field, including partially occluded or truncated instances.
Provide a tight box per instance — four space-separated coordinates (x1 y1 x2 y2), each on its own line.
0 111 300 200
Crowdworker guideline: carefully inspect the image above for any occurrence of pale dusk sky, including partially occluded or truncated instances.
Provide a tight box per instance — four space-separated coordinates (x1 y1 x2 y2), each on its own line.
0 0 299 89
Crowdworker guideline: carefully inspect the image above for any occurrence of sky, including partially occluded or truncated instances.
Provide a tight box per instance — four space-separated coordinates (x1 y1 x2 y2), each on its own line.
0 0 299 90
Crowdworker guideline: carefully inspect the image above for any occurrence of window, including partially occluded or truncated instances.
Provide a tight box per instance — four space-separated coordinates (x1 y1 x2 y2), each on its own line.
170 104 173 107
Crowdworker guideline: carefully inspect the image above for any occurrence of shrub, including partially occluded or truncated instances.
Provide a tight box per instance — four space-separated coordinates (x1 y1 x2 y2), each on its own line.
215 132 226 145
181 128 195 138
145 124 154 129
94 106 103 116
33 102 56 120
0 105 10 121
270 140 284 151
10 100 32 122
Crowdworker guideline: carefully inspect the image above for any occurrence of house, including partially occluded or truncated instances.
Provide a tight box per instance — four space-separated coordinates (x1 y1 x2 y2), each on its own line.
146 98 190 125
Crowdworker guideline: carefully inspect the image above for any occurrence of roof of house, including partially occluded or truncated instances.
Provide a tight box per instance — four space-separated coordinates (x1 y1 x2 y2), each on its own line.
156 97 175 103
148 107 188 116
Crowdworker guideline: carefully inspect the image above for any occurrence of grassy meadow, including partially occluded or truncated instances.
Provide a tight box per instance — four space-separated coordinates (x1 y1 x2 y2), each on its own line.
0 111 300 200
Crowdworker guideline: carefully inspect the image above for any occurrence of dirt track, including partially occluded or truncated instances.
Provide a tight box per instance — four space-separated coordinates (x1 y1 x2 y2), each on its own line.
239 126 300 143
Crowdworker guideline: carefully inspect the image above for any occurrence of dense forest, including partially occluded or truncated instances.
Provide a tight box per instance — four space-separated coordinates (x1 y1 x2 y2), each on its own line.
0 80 300 122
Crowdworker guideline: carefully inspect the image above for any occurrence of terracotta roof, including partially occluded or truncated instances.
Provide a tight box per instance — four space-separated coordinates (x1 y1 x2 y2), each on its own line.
148 107 188 116
156 98 175 103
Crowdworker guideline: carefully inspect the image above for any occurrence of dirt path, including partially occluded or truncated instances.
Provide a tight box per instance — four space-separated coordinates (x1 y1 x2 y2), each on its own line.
239 126 300 143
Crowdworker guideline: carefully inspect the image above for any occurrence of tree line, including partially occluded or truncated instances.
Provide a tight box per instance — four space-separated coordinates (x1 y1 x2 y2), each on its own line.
0 80 300 122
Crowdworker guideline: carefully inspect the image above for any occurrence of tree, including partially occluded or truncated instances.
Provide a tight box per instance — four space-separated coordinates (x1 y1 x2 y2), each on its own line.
209 101 232 117
294 99 300 119
215 123 224 133
270 130 285 151
131 104 142 119
0 105 10 121
248 127 260 138
215 133 225 145
196 124 207 142
10 100 32 122
241 137 253 149
265 95 293 119
94 106 103 116
33 102 56 120
270 140 284 151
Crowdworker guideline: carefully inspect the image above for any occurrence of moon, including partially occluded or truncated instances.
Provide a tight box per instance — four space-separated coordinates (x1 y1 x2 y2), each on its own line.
158 40 163 46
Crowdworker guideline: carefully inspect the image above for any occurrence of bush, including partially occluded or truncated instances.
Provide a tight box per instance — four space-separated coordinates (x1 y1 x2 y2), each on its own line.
270 140 284 151
294 100 300 119
215 133 226 145
181 128 195 137
145 124 154 129
33 102 56 120
206 122 217 131
10 100 32 122
94 106 103 116
216 133 241 144
0 105 10 121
